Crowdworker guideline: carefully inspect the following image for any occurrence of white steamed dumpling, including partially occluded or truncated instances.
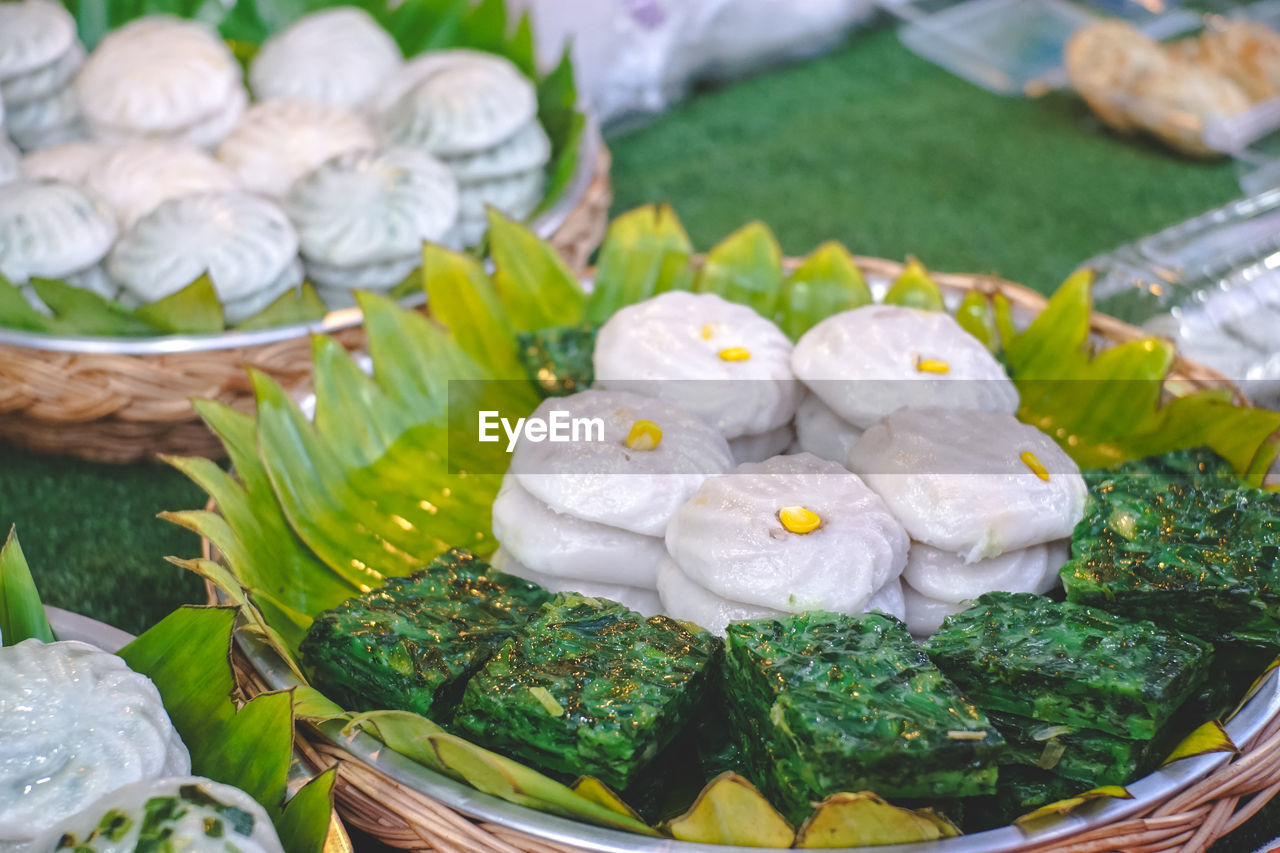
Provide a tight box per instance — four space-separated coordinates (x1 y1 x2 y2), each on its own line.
493 549 664 617
443 120 550 182
846 408 1087 562
2 41 83 110
655 555 786 637
379 55 536 156
793 391 863 464
492 474 668 587
0 639 191 847
901 539 1069 605
902 583 968 638
250 7 402 107
108 191 301 322
370 49 512 116
0 137 18 184
727 421 794 464
456 166 544 223
511 389 734 537
0 178 117 283
5 85 83 150
665 452 910 614
594 291 802 440
217 99 378 198
75 17 246 144
43 776 283 853
20 140 114 184
866 576 907 622
791 304 1020 429
0 0 78 81
285 146 459 269
84 141 239 228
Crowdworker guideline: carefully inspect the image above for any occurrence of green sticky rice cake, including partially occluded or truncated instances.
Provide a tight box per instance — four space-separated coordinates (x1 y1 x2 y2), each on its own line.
1061 448 1280 649
985 710 1163 787
723 611 1004 822
453 594 720 790
516 324 597 398
926 592 1212 739
299 548 552 718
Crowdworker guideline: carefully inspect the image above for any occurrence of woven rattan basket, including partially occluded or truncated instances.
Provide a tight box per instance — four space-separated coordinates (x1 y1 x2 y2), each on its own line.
201 257 1278 853
0 142 612 465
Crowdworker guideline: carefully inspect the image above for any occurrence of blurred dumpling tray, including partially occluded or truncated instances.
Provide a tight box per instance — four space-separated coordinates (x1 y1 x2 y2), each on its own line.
0 0 610 463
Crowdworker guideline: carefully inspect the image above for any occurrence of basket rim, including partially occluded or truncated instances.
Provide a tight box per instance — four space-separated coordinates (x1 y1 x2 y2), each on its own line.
0 118 603 356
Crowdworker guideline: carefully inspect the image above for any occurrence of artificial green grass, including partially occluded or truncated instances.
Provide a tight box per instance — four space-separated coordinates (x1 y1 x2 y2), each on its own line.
0 26 1245 637
609 27 1241 293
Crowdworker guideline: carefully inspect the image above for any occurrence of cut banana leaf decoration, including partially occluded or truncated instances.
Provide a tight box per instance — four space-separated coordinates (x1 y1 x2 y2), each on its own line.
794 792 960 848
171 204 1280 844
661 772 795 846
0 528 54 646
1229 657 1280 722
883 257 945 311
120 606 338 853
133 274 225 334
1161 720 1238 765
1013 785 1134 827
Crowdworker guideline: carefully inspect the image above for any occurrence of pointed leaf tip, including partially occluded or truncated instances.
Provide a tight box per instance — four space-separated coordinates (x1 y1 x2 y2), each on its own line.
0 528 54 646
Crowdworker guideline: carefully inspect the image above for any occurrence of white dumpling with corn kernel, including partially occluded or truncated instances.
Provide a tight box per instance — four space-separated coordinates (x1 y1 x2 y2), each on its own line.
664 452 910 615
0 639 190 848
594 291 802 446
511 389 734 537
846 408 1086 563
902 539 1069 606
791 304 1019 430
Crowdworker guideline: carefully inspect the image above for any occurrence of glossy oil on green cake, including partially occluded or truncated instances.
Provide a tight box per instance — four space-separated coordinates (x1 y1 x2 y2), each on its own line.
926 592 1212 739
453 594 719 790
516 325 597 397
1062 448 1280 649
299 548 552 718
723 611 1003 822
985 710 1163 787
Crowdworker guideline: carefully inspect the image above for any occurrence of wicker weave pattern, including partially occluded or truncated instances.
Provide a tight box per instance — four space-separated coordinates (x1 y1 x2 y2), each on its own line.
0 147 613 464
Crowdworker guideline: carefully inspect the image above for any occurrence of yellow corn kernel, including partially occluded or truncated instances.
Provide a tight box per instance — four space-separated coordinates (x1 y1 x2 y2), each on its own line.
778 505 821 534
719 346 751 362
1021 451 1050 481
916 357 950 374
626 419 663 451
700 323 716 340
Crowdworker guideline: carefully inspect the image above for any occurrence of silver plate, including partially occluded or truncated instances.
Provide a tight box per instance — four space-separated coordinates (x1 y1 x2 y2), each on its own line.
0 119 602 356
235 614 1280 853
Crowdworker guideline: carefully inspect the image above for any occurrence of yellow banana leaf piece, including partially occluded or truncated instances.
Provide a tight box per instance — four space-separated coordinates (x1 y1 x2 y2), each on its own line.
795 792 961 848
1161 720 1237 765
883 257 944 311
571 777 647 823
1014 785 1133 826
696 221 785 317
661 772 795 847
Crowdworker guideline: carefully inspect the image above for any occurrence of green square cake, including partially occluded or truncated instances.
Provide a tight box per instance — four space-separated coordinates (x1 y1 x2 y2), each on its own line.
723 611 1004 821
985 710 1161 787
1062 448 1280 649
300 548 552 718
453 594 720 790
516 325 597 398
925 592 1212 739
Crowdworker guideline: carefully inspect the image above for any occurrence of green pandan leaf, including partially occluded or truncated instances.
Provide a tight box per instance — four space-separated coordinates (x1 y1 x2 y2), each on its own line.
955 290 998 351
585 204 695 324
422 244 527 382
662 772 795 846
1006 269 1093 379
276 769 339 853
507 10 536 77
0 528 54 646
487 210 586 331
456 0 505 53
695 221 784 317
777 241 871 340
534 47 583 216
134 274 225 334
382 0 469 55
236 284 328 331
30 278 160 336
0 275 54 333
883 258 944 312
311 335 415 467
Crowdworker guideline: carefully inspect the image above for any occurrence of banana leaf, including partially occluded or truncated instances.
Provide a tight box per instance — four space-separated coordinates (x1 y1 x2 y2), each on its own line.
0 529 54 645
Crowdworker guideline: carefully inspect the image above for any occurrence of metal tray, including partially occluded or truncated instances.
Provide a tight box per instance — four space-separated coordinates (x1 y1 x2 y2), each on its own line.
0 118 601 357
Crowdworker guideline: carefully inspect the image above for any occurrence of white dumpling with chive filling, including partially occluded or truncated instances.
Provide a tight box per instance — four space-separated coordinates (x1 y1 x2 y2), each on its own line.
0 137 18 185
492 475 667 587
791 304 1019 430
511 389 734 537
107 191 302 324
793 392 862 464
6 85 83 151
492 549 664 618
249 7 401 108
83 141 239 228
443 120 550 182
0 639 191 848
284 146 459 293
379 55 536 156
594 291 802 442
0 179 117 285
370 49 514 117
665 452 910 615
75 17 246 146
20 140 115 184
2 40 83 109
846 408 1086 562
0 1 77 83
217 99 378 199
41 776 283 853
902 539 1069 606
456 166 544 224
